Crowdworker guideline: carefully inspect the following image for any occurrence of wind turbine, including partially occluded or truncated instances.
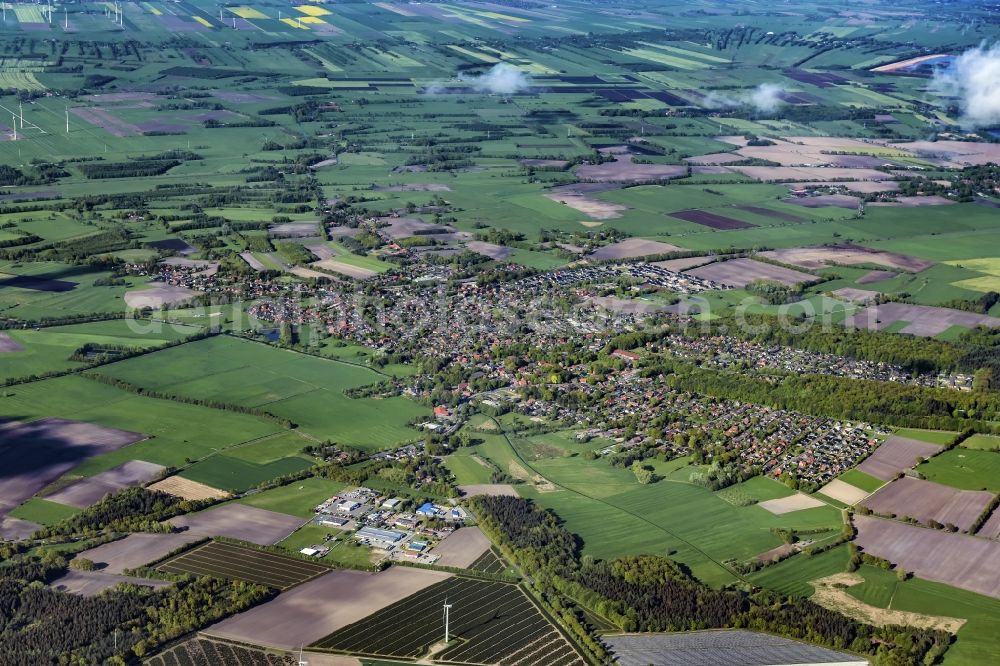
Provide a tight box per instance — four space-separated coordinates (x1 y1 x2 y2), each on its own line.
297 645 308 666
443 598 453 644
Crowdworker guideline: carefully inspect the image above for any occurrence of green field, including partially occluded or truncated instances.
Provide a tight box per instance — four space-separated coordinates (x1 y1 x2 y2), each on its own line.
8 498 81 526
0 262 150 320
90 335 428 449
236 477 345 518
917 449 1000 492
747 544 851 598
893 428 958 445
0 319 201 383
444 452 494 485
224 432 314 464
836 469 885 494
278 524 374 569
476 432 842 587
0 375 283 474
961 434 1000 451
178 455 314 492
845 565 1000 666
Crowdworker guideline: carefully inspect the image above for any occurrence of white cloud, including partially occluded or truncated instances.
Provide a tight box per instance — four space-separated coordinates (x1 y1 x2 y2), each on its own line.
703 83 786 114
746 83 785 113
932 43 1000 129
459 63 532 95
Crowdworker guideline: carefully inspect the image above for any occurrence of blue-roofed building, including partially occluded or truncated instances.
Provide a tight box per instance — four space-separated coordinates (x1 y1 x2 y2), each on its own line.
416 502 437 516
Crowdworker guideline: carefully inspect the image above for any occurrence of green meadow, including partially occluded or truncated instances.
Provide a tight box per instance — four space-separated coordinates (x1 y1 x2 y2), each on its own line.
0 319 200 383
90 335 428 449
236 477 346 518
473 430 842 587
178 455 314 492
0 374 283 473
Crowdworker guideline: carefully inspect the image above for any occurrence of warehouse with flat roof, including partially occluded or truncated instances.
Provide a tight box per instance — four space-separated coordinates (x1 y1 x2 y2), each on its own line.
354 526 407 550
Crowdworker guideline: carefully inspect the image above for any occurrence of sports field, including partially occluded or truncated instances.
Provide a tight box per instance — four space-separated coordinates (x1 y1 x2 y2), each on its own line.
918 449 1000 492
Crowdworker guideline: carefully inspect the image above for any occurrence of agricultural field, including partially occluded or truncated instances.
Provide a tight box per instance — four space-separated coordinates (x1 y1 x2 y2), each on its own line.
857 435 943 481
224 431 315 464
962 434 1000 451
157 540 329 590
685 258 815 288
0 417 147 526
146 637 296 666
853 516 1000 600
236 477 346 518
178 454 313 492
493 435 843 586
836 469 885 494
0 318 201 383
166 504 306 545
443 452 494 486
428 526 492 569
91 335 428 448
207 568 453 651
468 548 510 577
45 459 166 508
860 477 993 532
839 566 1000 666
310 576 583 665
147 475 229 501
78 532 206 574
8 497 80 526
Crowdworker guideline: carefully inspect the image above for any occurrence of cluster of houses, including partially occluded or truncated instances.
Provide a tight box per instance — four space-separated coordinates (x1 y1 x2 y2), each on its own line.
137 250 919 489
437 357 888 485
270 272 634 361
518 263 727 293
656 333 945 388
